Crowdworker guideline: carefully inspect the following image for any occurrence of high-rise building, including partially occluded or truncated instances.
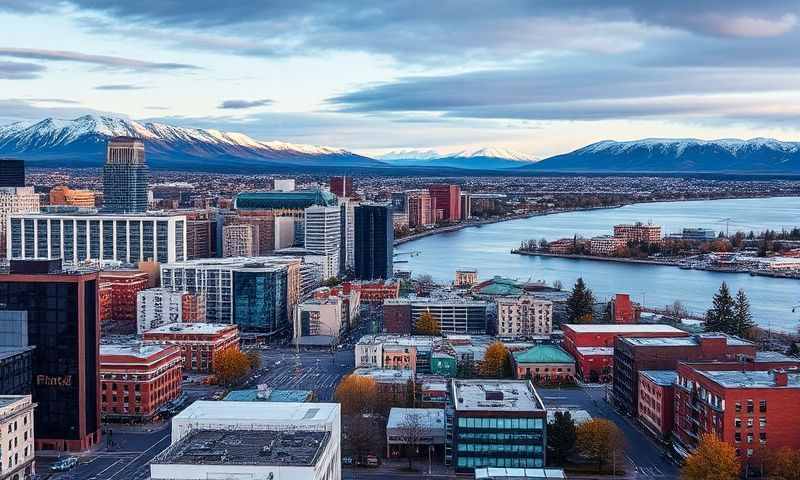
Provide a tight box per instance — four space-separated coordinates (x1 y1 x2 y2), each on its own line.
428 184 461 222
391 192 407 213
354 203 393 280
102 137 149 213
272 178 295 192
137 288 206 334
0 259 100 451
222 224 258 257
338 198 358 273
49 186 95 207
182 209 216 259
0 186 39 258
304 205 341 279
8 212 187 264
0 160 25 188
406 190 433 227
460 192 471 220
329 176 353 198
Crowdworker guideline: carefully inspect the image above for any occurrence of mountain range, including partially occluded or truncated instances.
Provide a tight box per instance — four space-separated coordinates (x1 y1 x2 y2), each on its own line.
1 115 799 174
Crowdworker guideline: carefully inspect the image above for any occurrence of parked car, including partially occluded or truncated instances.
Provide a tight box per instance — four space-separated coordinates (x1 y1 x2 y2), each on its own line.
50 457 78 472
342 456 353 466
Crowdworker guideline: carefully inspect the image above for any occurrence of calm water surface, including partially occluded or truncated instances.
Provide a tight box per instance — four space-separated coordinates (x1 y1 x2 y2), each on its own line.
396 197 800 331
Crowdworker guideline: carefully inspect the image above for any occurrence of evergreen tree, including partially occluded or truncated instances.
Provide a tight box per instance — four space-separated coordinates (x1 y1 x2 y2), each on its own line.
549 411 577 465
566 277 595 323
733 289 755 338
705 282 736 334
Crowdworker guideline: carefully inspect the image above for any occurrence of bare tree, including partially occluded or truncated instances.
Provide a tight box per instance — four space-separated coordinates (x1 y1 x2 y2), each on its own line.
665 300 688 320
396 411 427 471
344 414 383 467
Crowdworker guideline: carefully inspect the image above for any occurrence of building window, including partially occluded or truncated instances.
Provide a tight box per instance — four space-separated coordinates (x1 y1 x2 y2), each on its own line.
734 418 741 428
759 417 766 428
747 400 753 413
759 400 767 413
735 402 741 413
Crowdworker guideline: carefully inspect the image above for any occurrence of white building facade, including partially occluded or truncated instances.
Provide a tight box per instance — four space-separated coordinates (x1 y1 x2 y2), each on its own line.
304 205 341 279
0 187 39 259
0 395 36 480
496 296 554 337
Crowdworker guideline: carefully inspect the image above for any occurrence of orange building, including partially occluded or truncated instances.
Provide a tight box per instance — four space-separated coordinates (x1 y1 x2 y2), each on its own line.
49 185 95 207
99 271 150 324
143 323 240 373
352 280 400 303
99 344 183 422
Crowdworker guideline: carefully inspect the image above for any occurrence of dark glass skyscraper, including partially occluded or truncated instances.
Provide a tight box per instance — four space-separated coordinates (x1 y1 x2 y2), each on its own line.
0 259 100 451
354 203 393 280
102 137 149 213
0 159 25 187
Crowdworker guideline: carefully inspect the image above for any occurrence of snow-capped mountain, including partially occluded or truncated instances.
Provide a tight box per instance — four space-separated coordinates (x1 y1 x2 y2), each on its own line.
523 138 800 173
0 115 381 170
378 146 538 170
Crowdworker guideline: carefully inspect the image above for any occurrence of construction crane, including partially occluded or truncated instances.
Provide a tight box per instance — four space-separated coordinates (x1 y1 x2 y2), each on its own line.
718 218 733 237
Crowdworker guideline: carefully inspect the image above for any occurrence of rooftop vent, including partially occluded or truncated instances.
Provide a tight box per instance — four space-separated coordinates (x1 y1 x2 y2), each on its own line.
485 390 504 401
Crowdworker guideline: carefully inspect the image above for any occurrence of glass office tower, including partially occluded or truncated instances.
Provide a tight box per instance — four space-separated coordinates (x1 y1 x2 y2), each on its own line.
102 137 149 213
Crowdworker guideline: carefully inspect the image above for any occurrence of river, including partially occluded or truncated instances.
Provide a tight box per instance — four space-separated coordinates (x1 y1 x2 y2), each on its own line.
395 196 800 332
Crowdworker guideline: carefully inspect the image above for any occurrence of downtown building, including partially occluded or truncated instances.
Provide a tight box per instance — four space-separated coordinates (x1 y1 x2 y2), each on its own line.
99 343 183 422
612 333 757 416
142 323 239 373
384 297 489 335
613 223 662 244
222 223 258 257
160 257 301 339
8 211 188 265
0 395 36 479
137 288 206 334
102 137 149 213
495 296 554 338
0 259 101 451
49 186 95 208
304 205 341 279
354 203 393 280
406 190 434 228
0 186 39 258
0 160 25 188
429 184 461 222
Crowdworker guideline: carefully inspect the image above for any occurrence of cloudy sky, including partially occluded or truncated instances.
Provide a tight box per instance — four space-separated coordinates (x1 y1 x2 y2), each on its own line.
3 1 800 157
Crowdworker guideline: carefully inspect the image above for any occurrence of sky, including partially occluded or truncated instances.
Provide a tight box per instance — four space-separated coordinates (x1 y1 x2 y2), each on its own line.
2 1 800 158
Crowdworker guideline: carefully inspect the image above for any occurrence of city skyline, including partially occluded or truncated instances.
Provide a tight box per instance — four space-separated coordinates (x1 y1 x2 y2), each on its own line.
3 1 800 158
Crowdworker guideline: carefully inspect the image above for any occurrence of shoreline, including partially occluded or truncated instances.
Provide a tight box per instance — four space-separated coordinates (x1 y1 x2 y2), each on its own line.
511 250 679 267
393 194 799 247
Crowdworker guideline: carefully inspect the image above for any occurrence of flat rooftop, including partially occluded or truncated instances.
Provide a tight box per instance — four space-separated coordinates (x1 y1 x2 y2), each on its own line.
698 370 800 389
352 368 413 383
144 323 234 335
356 334 440 348
475 467 566 479
0 396 29 409
452 379 544 412
174 401 339 425
387 408 445 430
564 323 686 334
576 347 614 356
755 351 800 363
640 370 678 386
621 333 752 347
152 429 329 467
100 343 172 359
0 346 34 362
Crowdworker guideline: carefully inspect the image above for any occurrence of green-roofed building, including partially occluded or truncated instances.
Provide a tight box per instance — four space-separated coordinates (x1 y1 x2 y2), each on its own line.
234 189 337 212
222 388 315 402
512 344 576 384
471 276 525 297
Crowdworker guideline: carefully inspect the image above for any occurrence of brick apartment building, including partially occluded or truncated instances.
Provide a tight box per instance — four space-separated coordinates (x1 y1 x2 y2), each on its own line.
100 344 183 422
673 360 800 467
99 270 149 323
613 223 662 243
428 184 461 222
142 323 240 373
610 293 639 324
638 370 677 441
355 281 400 303
561 324 688 382
613 333 757 415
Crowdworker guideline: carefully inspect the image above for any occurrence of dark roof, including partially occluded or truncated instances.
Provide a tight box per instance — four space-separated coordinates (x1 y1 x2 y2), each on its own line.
234 189 337 210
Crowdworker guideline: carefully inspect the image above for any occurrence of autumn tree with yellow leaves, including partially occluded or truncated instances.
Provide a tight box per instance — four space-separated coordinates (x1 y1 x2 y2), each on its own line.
681 434 740 480
334 374 379 415
212 348 251 386
480 341 511 378
576 418 625 473
415 311 440 335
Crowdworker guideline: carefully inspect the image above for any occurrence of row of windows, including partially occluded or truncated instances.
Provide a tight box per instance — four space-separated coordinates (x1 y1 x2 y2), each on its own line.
456 456 543 468
457 417 543 430
458 443 543 453
458 432 544 443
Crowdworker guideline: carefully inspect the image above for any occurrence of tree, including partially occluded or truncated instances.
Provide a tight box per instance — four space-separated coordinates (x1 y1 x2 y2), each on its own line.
480 341 511 377
212 348 251 386
733 289 756 338
245 350 262 370
664 300 688 320
415 311 440 335
576 419 625 472
566 278 595 323
766 446 800 480
344 414 383 466
681 433 740 480
396 411 427 471
335 375 379 415
705 282 736 334
548 411 577 465
323 277 341 287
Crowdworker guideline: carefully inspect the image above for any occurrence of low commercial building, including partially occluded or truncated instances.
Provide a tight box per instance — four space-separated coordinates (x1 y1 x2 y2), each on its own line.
613 333 756 416
142 323 240 373
357 280 400 303
589 235 624 256
546 239 574 254
673 364 800 466
222 388 314 402
384 297 489 335
355 335 446 374
512 345 575 383
450 379 547 472
352 368 413 404
613 223 662 243
562 323 689 382
137 288 206 334
49 185 95 207
159 400 341 480
99 344 183 422
496 296 553 338
638 370 677 441
294 294 345 347
474 468 566 480
455 269 478 288
0 395 36 480
386 408 446 459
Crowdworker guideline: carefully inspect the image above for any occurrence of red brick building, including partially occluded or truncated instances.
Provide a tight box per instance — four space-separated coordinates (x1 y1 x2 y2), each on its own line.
613 223 662 243
613 333 757 415
99 344 183 422
561 324 689 382
353 280 400 303
142 323 240 373
330 176 354 198
99 282 113 322
673 361 800 467
99 270 150 323
428 184 461 222
638 370 677 440
611 293 639 324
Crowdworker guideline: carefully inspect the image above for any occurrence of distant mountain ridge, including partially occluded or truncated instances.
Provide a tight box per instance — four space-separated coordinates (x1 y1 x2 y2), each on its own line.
524 138 800 173
378 147 539 170
0 115 381 170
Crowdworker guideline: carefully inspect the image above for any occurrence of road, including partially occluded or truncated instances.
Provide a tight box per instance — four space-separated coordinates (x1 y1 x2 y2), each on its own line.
538 384 679 479
248 348 355 401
